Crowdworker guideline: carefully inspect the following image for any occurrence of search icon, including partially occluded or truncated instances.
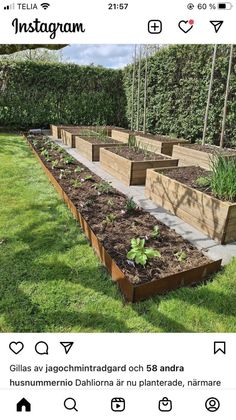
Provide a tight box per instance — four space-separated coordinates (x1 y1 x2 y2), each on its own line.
64 398 78 412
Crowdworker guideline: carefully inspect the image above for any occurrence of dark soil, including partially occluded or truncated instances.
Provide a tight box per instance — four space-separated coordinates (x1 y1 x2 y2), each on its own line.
184 144 236 153
78 135 121 145
161 166 236 202
28 136 212 286
108 146 170 161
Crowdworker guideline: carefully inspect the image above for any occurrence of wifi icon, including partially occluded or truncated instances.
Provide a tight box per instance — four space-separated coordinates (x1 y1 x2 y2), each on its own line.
41 2 50 9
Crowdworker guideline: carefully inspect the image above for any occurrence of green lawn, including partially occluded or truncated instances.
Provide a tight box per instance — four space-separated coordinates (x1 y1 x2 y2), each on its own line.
0 133 236 332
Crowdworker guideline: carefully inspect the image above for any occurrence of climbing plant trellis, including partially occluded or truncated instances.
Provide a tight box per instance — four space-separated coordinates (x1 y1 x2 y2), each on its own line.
130 44 234 147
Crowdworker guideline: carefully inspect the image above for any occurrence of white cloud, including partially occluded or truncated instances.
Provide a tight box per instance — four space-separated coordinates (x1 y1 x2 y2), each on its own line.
61 44 135 68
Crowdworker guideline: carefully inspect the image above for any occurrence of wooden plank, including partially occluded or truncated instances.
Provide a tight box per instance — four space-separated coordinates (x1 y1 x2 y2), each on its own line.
172 145 236 170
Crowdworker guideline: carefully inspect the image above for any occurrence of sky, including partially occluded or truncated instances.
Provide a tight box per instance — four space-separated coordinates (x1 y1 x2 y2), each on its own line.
61 44 135 69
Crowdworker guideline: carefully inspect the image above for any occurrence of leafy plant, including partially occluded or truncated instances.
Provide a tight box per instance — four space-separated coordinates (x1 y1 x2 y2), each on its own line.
175 250 187 262
127 238 161 267
93 181 113 194
107 198 115 207
151 225 160 239
210 155 236 201
104 213 117 224
72 179 83 188
74 165 84 173
63 156 75 165
195 176 211 188
125 197 137 212
59 169 71 179
41 148 50 158
51 159 60 169
84 175 93 181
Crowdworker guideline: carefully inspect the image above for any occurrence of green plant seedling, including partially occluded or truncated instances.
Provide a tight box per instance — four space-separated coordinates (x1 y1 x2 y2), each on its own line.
72 179 83 188
63 156 75 165
210 155 236 201
195 176 211 188
104 213 117 224
74 165 84 173
93 181 113 194
175 250 187 262
59 169 71 179
127 238 161 267
125 197 137 212
84 175 93 181
51 159 60 169
151 225 160 239
107 198 115 207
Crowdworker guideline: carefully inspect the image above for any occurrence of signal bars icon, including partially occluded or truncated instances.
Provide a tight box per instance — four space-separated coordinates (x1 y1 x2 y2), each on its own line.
4 3 15 9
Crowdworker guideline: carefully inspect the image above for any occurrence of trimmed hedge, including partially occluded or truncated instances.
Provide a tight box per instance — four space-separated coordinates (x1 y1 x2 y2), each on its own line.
0 61 127 129
123 45 236 146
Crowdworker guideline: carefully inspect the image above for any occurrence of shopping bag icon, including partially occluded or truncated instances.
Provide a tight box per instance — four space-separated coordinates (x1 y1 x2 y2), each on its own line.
158 397 172 412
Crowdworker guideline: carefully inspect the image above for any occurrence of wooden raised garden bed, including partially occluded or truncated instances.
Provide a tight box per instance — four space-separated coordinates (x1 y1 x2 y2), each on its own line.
145 166 236 244
75 135 126 161
51 124 75 139
27 136 221 302
135 134 190 156
100 146 179 186
172 144 236 170
111 128 134 143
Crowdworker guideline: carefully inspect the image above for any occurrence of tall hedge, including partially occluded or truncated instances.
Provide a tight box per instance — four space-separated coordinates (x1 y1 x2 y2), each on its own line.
0 61 127 128
123 45 236 145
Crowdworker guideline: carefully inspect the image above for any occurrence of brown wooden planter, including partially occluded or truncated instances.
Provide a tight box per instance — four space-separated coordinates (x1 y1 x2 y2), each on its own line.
51 125 75 139
145 167 236 244
172 145 236 170
135 134 190 156
100 147 179 186
27 141 222 302
111 128 134 143
75 136 125 161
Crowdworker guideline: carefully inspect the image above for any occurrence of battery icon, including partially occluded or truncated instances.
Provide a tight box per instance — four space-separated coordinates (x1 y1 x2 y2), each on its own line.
218 2 233 9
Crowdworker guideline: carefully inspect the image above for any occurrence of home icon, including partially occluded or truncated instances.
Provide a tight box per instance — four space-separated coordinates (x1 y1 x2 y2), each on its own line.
16 398 31 412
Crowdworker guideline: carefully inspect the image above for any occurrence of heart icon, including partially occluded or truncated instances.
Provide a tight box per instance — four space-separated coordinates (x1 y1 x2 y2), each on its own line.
178 19 194 33
9 341 24 354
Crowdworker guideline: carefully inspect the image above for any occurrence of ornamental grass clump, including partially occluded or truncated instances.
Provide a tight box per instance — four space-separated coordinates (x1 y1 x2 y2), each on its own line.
210 155 236 202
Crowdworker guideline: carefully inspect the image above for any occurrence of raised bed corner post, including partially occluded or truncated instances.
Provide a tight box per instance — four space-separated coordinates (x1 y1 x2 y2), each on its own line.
136 45 142 132
220 44 234 149
202 45 217 146
131 45 137 132
143 46 148 134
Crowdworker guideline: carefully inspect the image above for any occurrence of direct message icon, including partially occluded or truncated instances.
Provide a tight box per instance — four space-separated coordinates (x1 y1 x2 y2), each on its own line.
158 397 172 412
111 398 125 412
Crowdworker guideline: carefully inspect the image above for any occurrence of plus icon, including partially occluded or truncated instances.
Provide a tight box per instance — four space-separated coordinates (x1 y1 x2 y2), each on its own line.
148 20 162 34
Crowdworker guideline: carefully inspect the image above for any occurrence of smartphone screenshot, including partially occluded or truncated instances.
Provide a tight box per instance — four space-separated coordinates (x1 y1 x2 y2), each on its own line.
0 0 235 418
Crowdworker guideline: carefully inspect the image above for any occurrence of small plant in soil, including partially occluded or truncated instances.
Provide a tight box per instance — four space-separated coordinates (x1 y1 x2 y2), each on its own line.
51 159 60 169
125 197 137 212
175 250 187 262
59 169 72 179
195 176 211 188
62 156 75 165
104 213 117 224
41 148 50 159
107 198 115 208
127 238 161 267
84 175 93 181
151 225 160 239
210 155 236 201
72 179 83 188
74 165 84 173
93 181 113 194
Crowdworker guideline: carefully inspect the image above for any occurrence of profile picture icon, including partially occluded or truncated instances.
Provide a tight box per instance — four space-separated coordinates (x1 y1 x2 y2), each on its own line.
205 397 220 412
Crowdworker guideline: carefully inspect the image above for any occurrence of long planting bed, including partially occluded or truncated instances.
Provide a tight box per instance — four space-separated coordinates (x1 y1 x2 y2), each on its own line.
26 134 221 302
145 165 236 244
100 145 179 186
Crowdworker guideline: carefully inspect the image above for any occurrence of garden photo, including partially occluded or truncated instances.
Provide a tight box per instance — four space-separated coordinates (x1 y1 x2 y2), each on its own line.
0 43 236 333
